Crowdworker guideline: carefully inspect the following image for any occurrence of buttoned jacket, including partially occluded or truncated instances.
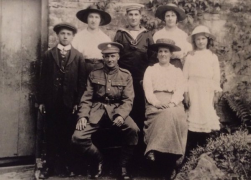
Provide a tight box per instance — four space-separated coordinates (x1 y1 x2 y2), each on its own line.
78 65 134 124
38 45 86 109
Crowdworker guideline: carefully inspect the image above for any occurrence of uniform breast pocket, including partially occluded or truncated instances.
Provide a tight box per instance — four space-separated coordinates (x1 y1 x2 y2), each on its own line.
111 81 127 97
91 78 106 95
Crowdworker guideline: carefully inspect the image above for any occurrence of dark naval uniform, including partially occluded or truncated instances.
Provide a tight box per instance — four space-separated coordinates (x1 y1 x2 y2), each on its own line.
114 27 154 128
72 65 139 168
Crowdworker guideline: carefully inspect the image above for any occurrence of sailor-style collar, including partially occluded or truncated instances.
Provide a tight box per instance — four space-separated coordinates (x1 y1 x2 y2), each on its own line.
118 26 148 46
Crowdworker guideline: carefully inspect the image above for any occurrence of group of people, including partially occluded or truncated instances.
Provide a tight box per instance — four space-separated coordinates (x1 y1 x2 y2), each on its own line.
38 3 222 180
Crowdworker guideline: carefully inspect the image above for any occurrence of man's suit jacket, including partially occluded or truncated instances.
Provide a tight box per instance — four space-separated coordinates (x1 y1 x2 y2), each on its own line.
38 45 86 109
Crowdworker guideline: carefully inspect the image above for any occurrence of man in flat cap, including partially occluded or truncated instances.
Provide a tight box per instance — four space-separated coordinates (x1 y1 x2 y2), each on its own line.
114 4 154 131
72 5 111 77
72 42 139 180
38 22 86 178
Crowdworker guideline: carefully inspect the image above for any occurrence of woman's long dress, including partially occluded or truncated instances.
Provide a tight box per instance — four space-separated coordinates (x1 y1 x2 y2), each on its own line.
183 49 222 133
143 63 188 162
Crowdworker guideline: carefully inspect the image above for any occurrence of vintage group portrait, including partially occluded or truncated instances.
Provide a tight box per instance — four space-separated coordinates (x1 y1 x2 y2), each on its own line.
0 0 251 180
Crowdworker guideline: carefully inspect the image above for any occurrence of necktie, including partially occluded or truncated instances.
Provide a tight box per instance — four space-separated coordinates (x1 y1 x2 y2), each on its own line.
60 48 68 58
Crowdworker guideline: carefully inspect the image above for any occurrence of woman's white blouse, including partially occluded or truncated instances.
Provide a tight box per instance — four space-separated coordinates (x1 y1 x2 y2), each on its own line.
143 63 186 106
72 28 111 59
153 27 192 60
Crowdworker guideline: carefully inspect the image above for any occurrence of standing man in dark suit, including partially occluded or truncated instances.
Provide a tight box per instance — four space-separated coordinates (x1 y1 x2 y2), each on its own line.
38 23 86 177
72 42 139 180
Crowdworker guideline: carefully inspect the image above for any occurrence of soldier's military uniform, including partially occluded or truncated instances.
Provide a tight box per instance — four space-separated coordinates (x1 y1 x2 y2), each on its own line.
72 42 139 179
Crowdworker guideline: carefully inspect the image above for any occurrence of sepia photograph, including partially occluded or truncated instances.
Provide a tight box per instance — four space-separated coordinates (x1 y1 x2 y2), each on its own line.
0 0 251 179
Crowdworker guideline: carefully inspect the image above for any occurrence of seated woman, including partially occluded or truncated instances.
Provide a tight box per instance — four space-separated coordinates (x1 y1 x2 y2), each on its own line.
143 38 188 179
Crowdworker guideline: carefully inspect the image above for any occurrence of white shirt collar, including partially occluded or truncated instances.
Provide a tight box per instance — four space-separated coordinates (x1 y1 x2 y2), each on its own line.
57 43 71 51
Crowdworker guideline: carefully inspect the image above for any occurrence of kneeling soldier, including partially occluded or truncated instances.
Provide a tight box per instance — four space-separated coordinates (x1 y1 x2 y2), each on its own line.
72 42 139 179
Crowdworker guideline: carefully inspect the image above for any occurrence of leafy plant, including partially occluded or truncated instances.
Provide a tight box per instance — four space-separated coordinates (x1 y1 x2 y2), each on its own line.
179 130 251 180
224 94 251 132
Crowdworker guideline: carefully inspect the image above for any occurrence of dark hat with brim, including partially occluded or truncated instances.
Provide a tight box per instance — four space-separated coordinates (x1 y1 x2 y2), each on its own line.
155 4 186 22
98 42 123 54
53 22 77 34
149 38 181 52
76 5 111 26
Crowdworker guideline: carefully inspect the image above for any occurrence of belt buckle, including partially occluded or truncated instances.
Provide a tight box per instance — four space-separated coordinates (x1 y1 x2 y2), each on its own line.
104 97 112 104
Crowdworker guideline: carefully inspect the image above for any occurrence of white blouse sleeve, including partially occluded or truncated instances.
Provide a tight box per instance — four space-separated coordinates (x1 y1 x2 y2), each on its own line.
143 67 160 106
153 32 158 43
212 54 222 92
183 55 190 92
71 33 81 51
170 68 185 105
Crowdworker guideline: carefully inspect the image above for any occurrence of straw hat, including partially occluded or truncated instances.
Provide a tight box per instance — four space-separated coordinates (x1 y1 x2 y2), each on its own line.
155 4 186 22
76 5 111 26
149 38 181 52
187 25 215 43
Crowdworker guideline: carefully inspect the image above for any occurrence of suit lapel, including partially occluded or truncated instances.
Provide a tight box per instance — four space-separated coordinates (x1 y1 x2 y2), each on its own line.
50 46 60 68
66 47 77 67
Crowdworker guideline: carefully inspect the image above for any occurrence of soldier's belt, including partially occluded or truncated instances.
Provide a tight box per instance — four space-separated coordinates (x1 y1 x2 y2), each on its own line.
85 58 103 64
93 98 121 104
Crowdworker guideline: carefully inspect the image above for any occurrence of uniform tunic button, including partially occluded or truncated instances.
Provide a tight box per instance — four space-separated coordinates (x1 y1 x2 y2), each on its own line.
108 88 110 91
108 80 111 82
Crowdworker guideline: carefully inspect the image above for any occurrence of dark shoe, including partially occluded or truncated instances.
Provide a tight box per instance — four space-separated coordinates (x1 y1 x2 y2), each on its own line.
88 161 103 179
146 151 155 162
121 167 131 180
38 168 50 179
68 171 77 177
170 169 177 180
94 162 102 179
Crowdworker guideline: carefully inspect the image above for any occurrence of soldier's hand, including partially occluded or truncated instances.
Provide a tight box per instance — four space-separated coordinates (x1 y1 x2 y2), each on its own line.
72 105 78 114
76 118 87 130
39 104 46 114
113 116 124 127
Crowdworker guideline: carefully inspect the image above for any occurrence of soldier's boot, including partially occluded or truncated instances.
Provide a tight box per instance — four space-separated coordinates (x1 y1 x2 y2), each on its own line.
120 145 135 180
85 144 103 179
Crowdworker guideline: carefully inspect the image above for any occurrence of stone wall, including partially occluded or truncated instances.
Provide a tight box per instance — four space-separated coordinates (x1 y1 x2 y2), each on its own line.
48 0 150 47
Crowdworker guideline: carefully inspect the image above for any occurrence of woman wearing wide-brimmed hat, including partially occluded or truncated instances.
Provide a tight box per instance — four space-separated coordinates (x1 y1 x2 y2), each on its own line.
143 38 187 179
72 5 111 76
183 25 222 154
153 4 192 69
